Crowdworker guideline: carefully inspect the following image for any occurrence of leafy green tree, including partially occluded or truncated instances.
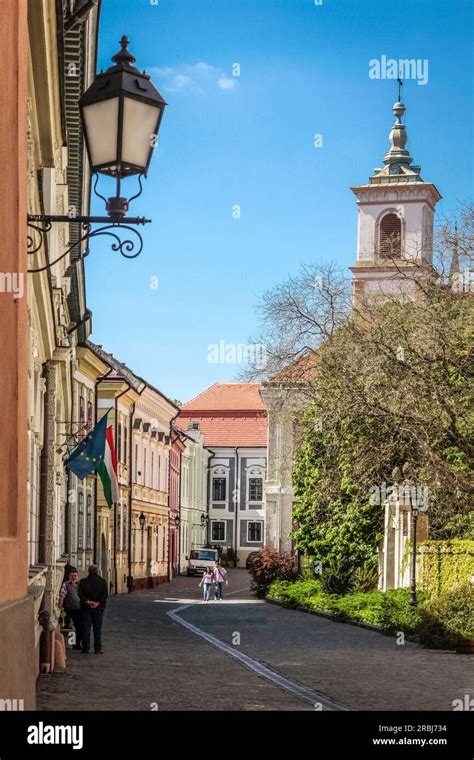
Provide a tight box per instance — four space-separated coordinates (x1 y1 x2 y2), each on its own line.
247 205 474 569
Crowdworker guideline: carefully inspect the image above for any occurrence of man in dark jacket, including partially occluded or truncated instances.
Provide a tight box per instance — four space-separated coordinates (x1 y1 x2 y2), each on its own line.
78 565 108 654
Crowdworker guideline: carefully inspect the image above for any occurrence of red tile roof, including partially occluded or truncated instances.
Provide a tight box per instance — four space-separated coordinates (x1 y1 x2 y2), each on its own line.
181 383 265 412
269 350 319 382
178 383 267 447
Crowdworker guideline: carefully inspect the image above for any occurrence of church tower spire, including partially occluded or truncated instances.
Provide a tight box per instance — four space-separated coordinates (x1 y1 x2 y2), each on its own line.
383 101 414 169
371 98 422 183
350 92 442 307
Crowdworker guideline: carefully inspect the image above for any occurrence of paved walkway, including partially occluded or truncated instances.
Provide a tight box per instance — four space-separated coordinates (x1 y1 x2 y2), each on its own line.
37 570 472 711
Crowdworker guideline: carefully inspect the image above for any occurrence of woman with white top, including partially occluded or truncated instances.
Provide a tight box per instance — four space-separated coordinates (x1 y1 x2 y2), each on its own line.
199 568 214 601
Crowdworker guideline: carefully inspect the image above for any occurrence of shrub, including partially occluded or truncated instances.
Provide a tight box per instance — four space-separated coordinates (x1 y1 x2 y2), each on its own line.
320 556 354 595
268 581 426 636
377 588 425 635
417 583 474 648
248 548 297 598
329 590 384 625
352 563 380 593
268 579 378 622
267 579 323 608
267 578 474 650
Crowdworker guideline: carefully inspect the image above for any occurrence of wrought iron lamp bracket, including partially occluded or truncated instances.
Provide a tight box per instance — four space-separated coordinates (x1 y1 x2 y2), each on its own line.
27 175 150 273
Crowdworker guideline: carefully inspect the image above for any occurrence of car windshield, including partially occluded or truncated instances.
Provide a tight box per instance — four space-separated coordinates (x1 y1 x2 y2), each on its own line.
190 550 216 561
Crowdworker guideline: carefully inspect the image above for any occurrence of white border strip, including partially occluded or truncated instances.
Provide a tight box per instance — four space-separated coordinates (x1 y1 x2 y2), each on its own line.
167 604 346 711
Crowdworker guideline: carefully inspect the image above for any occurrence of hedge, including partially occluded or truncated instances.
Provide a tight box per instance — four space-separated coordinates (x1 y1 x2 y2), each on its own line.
267 579 474 648
418 539 474 596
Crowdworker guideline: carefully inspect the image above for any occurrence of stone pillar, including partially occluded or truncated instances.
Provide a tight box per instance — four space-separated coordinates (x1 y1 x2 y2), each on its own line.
261 384 301 554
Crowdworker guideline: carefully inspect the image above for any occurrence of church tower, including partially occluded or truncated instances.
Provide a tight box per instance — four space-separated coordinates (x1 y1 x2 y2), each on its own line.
350 97 442 304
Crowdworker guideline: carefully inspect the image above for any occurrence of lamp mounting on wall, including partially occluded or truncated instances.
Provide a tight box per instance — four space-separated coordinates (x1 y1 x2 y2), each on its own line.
27 35 167 272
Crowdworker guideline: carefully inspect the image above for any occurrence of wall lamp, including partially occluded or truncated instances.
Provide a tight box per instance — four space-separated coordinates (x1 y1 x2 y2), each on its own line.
27 35 167 273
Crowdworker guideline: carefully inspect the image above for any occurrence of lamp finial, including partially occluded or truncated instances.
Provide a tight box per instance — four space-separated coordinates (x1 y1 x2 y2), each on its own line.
111 35 137 67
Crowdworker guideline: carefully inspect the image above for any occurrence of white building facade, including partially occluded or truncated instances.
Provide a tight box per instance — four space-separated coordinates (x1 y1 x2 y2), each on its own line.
177 383 268 565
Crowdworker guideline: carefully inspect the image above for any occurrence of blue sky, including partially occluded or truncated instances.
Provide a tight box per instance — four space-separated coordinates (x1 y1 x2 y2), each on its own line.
86 0 473 403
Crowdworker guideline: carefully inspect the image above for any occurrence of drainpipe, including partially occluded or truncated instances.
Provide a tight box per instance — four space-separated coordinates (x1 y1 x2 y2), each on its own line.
167 411 181 582
206 448 216 547
167 444 171 583
127 401 136 592
127 383 145 592
38 362 54 672
38 363 51 565
93 368 113 566
234 447 241 566
169 426 185 578
177 441 182 577
64 327 94 560
65 354 75 556
114 384 132 595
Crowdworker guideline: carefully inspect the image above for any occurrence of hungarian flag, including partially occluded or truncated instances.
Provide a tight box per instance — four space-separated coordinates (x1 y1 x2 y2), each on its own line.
65 412 119 507
96 426 119 507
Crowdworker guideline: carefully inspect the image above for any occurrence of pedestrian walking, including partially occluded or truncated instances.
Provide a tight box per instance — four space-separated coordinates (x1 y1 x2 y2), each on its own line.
58 568 83 650
78 565 108 654
199 568 214 601
214 561 228 600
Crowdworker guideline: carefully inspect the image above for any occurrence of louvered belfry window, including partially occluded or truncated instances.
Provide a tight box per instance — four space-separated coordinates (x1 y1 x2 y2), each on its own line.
379 213 402 257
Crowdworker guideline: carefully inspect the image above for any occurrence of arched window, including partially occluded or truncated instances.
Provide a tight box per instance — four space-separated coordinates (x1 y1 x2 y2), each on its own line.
379 213 402 257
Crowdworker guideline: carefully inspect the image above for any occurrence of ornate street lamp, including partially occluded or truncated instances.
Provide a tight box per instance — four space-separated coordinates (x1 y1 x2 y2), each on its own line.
27 35 167 271
409 504 419 606
80 35 167 220
139 512 146 531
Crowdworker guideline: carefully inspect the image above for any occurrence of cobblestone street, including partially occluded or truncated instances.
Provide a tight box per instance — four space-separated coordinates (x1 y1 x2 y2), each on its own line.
37 569 472 712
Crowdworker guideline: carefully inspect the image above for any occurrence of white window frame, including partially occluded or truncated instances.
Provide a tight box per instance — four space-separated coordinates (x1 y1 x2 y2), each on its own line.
211 520 226 542
247 476 263 505
246 465 264 508
247 521 263 544
210 465 229 508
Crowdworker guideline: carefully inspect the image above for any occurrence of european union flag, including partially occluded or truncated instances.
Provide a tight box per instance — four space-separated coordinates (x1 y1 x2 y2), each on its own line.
65 413 108 480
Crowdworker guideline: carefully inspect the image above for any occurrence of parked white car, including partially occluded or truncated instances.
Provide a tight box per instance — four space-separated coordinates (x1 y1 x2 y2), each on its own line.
186 548 219 576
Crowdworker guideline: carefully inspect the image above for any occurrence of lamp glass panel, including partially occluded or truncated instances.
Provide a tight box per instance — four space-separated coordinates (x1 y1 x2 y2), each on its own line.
121 98 162 171
82 97 119 169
